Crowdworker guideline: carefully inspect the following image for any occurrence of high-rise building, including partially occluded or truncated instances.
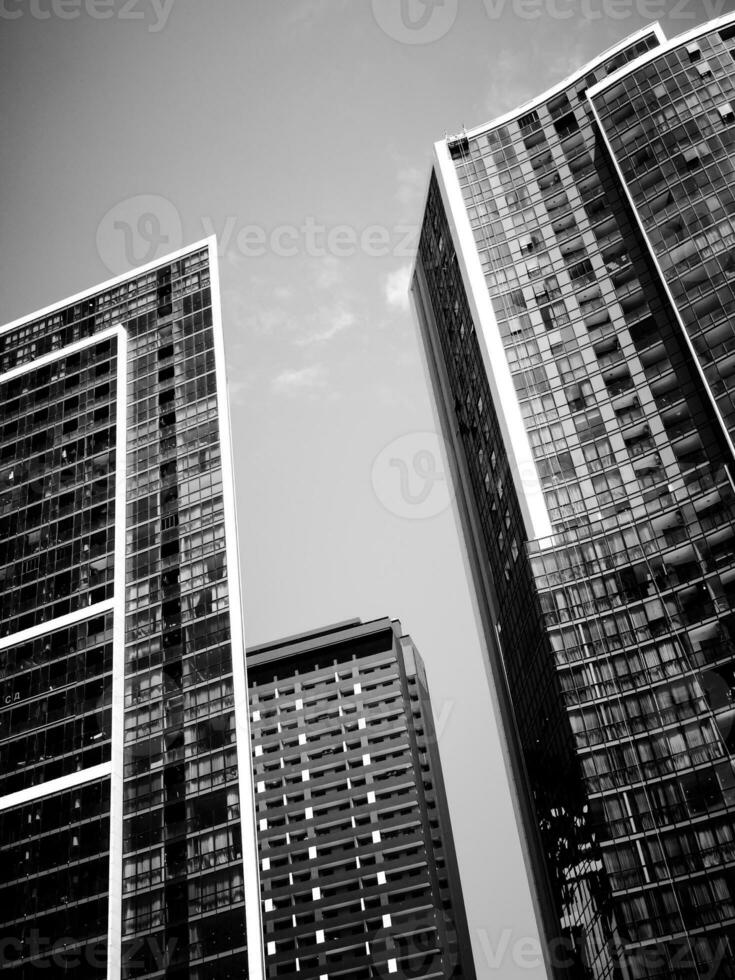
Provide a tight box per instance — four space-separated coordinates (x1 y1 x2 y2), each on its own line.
413 13 735 980
247 617 476 980
0 240 263 980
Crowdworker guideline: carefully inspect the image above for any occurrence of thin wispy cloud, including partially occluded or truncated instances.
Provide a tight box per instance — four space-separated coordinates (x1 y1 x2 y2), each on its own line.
486 49 540 117
294 306 356 346
395 166 426 208
271 364 327 395
222 287 293 337
486 37 592 118
384 265 412 312
228 375 255 406
315 255 344 290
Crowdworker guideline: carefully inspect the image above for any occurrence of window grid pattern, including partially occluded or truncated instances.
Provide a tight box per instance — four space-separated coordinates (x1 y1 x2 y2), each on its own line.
0 614 114 796
0 340 117 634
420 25 735 979
592 23 735 443
455 44 724 538
0 249 253 978
249 625 471 980
418 175 613 978
0 781 111 977
0 336 119 977
119 250 249 980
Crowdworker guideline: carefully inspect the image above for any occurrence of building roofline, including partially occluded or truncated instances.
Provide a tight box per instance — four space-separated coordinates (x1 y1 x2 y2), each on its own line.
0 235 217 337
439 21 664 147
588 10 735 99
247 617 366 655
246 616 400 665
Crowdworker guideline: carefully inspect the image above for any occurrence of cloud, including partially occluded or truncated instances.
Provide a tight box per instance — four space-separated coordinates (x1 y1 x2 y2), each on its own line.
294 306 356 346
315 255 343 290
485 39 591 119
384 265 412 312
221 287 296 338
395 166 426 208
486 49 541 117
546 42 590 87
227 376 253 406
254 308 294 335
271 364 327 395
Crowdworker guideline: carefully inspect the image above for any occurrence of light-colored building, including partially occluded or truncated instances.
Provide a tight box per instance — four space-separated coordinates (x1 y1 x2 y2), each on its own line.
248 616 476 980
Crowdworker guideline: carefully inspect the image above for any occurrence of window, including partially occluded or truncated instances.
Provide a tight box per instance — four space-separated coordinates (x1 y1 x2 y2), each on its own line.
556 353 586 383
541 300 570 331
537 453 576 484
566 381 595 412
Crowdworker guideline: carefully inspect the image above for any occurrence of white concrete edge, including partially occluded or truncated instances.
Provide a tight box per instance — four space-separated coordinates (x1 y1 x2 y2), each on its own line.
588 10 735 98
0 324 122 384
0 600 115 652
0 761 112 813
0 238 215 337
0 323 126 970
208 238 266 980
433 146 553 541
107 324 127 980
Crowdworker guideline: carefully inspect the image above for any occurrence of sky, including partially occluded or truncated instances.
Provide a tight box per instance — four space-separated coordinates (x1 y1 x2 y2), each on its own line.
1 1 732 976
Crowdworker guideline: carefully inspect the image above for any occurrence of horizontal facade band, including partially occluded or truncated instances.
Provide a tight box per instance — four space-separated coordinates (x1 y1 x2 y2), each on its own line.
0 761 112 812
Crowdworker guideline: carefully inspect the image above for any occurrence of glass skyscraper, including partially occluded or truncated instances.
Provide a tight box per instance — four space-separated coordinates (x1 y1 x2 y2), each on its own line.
247 617 476 980
0 244 477 980
413 13 735 980
0 240 263 980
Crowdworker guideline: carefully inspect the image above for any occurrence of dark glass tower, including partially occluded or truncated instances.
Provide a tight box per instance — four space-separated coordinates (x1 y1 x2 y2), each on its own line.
247 617 476 980
413 14 735 980
0 240 263 980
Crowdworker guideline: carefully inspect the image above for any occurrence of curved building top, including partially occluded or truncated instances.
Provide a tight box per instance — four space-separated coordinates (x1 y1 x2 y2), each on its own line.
442 22 665 148
588 8 735 98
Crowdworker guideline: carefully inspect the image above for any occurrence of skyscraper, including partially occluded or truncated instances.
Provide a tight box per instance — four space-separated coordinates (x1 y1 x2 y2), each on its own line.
247 617 476 980
413 13 735 980
0 240 263 980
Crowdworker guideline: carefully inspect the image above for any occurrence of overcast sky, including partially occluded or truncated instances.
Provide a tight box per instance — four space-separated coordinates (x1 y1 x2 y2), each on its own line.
1 1 731 976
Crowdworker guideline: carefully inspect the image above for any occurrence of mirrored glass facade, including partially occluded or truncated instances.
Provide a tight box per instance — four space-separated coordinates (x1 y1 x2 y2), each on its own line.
248 618 476 980
591 20 735 443
0 241 263 980
414 14 735 980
